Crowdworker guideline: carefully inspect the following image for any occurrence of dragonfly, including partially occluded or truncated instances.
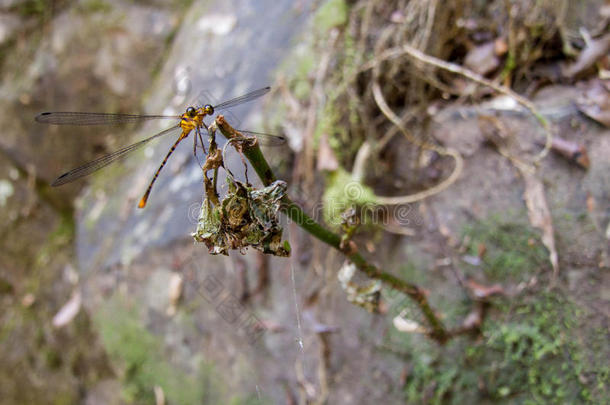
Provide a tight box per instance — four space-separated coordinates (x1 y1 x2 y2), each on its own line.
35 86 285 208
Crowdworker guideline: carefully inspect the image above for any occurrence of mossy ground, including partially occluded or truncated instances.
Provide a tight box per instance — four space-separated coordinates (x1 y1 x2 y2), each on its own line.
461 214 551 282
0 212 113 404
383 214 608 404
391 291 607 404
95 295 205 405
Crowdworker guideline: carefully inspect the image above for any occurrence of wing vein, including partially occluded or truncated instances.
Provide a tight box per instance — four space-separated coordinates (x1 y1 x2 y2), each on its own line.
213 87 271 111
36 112 177 126
52 126 181 186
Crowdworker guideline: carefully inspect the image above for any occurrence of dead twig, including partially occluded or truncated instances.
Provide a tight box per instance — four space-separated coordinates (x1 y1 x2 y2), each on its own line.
370 80 464 205
359 43 553 164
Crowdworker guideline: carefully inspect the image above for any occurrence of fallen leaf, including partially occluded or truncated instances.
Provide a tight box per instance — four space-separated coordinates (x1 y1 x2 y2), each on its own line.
464 41 500 76
462 255 482 266
393 315 426 333
435 257 452 267
465 279 505 299
547 136 590 169
562 33 610 78
462 305 483 329
21 293 35 308
494 37 508 56
316 132 339 171
154 385 165 405
52 291 81 328
166 272 183 316
377 299 390 314
576 79 610 127
390 10 406 24
383 219 416 236
478 115 513 151
521 171 559 277
477 243 487 258
586 192 596 214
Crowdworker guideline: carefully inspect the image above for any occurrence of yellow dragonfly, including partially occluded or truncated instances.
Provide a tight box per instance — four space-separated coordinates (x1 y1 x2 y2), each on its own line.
36 87 285 208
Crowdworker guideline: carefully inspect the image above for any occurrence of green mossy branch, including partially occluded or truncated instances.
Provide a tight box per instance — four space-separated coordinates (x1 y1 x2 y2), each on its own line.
216 115 451 343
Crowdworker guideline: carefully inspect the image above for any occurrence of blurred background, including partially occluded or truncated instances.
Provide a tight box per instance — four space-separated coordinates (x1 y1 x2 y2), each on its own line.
1 0 608 403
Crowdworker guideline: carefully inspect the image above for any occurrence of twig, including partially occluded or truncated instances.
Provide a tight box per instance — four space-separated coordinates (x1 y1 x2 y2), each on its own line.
314 331 332 405
370 80 464 205
216 115 451 342
300 29 339 190
358 43 553 163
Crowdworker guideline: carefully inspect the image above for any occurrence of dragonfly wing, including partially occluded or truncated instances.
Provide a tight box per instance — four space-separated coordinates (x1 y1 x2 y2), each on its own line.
238 130 286 147
36 112 177 126
52 126 181 186
214 87 271 111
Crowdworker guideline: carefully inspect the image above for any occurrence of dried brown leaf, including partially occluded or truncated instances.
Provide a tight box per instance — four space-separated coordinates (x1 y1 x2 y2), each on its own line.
462 306 483 329
586 192 596 214
464 42 500 76
166 273 183 316
494 37 508 56
465 279 505 299
521 171 559 277
576 79 610 127
316 132 339 172
154 385 165 405
52 291 81 328
21 293 35 308
393 315 426 333
562 33 610 78
548 136 590 169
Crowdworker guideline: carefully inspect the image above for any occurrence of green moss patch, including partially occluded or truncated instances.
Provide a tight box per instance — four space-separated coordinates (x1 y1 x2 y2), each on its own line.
314 0 348 31
95 296 205 405
399 292 604 404
461 215 550 281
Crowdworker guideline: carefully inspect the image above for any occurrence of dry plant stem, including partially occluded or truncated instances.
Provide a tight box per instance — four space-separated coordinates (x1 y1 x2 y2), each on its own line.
358 44 553 163
301 29 338 190
216 115 450 343
295 354 313 405
371 80 464 205
314 332 331 405
253 252 270 296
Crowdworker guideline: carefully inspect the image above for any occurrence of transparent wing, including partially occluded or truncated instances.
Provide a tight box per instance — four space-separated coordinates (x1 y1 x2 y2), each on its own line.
237 129 286 147
213 87 271 111
36 112 178 126
194 89 241 127
52 126 181 186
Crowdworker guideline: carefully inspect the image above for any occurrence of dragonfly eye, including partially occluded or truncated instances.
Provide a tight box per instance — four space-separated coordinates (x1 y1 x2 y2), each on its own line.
203 104 214 115
186 107 197 118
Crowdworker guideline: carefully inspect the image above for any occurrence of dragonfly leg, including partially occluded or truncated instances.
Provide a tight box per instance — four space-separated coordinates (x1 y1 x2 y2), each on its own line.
192 130 197 157
138 131 189 208
197 126 207 155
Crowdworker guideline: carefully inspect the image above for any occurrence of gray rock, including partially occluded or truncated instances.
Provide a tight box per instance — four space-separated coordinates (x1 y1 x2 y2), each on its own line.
0 13 20 45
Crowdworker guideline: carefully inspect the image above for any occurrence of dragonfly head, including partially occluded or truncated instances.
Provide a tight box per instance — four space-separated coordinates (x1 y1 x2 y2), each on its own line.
186 106 197 118
203 104 214 116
